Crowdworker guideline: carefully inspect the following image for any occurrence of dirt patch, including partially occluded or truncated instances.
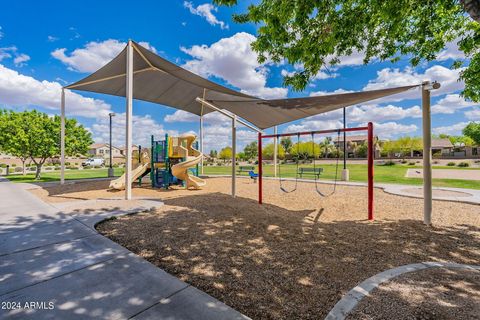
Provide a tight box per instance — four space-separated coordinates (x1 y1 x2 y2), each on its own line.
57 177 480 320
348 267 480 320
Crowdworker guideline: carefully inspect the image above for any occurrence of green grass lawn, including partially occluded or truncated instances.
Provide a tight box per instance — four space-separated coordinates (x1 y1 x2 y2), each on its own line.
203 164 480 190
6 168 124 183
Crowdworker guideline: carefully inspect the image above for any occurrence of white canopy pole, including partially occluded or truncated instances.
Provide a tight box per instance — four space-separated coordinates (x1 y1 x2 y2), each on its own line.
273 126 278 177
232 115 237 197
125 40 134 200
200 89 205 175
60 88 65 185
422 81 440 225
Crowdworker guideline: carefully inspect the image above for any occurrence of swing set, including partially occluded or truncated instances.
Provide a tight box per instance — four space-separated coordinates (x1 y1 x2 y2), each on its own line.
257 122 374 220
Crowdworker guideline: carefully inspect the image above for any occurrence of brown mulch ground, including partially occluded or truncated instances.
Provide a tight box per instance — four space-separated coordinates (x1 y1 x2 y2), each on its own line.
348 267 480 320
31 178 480 319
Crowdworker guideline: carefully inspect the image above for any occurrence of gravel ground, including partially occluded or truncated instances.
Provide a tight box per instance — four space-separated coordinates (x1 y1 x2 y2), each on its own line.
348 267 480 320
31 177 480 319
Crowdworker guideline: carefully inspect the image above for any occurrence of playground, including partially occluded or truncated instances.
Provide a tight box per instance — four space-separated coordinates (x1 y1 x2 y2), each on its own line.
27 176 480 319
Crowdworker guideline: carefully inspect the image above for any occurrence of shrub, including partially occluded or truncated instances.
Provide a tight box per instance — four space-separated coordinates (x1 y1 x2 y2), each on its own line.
65 162 71 166
457 162 469 167
15 167 23 172
66 165 78 170
0 164 7 168
112 163 119 168
84 165 92 169
28 166 36 171
11 164 16 167
8 168 15 173
408 162 416 165
433 160 439 164
45 167 53 171
401 160 408 164
94 165 102 169
0 168 2 174
447 162 455 166
383 160 396 166
54 167 61 171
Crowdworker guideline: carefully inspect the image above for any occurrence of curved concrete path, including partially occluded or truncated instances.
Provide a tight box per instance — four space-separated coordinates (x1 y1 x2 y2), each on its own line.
325 262 480 320
0 178 249 320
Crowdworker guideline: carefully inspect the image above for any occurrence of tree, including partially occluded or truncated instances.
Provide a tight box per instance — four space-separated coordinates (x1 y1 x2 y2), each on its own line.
0 110 93 179
290 141 321 160
280 137 293 154
463 122 480 144
0 110 30 175
209 149 218 158
236 152 247 161
449 135 475 146
381 140 400 159
243 141 258 160
319 136 333 158
219 146 233 162
356 142 369 158
216 0 480 101
261 143 285 160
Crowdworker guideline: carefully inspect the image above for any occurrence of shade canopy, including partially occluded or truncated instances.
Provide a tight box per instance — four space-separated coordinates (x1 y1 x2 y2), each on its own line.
66 41 419 130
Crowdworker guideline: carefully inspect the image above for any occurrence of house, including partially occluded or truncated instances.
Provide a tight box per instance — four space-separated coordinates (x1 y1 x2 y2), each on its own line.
119 145 139 156
431 139 454 157
88 143 123 158
334 135 381 158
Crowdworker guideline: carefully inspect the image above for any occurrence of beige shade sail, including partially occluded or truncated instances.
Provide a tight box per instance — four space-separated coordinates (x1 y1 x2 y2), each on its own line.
66 41 419 130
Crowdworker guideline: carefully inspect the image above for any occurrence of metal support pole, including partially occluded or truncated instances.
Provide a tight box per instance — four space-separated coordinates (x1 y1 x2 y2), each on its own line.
273 126 278 177
60 88 65 185
125 40 133 200
200 114 204 175
343 107 347 169
367 122 374 221
422 82 433 225
108 112 115 178
258 132 263 204
232 115 237 197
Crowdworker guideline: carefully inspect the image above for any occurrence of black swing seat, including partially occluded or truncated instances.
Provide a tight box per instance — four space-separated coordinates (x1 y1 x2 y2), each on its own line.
298 167 323 178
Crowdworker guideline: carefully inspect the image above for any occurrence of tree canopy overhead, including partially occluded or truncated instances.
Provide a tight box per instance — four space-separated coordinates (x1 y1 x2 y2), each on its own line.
216 0 480 101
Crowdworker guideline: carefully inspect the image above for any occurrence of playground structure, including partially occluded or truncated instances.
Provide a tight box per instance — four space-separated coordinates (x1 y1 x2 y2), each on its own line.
109 133 205 190
258 123 374 220
60 40 440 225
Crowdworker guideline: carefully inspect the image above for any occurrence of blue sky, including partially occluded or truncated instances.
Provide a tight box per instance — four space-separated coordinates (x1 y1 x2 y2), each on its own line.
0 1 477 152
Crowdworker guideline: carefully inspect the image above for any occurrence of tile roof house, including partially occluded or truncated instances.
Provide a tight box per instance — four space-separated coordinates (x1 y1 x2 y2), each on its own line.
88 143 123 158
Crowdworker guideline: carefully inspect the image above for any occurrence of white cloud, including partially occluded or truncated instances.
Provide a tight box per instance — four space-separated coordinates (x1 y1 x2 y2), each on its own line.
183 1 228 29
47 35 59 42
0 46 15 62
349 104 422 122
91 113 178 147
431 94 478 114
432 122 469 136
281 68 337 81
52 39 157 73
465 108 480 120
363 65 464 102
437 39 465 61
309 88 354 97
284 119 343 134
366 122 418 138
182 32 288 99
13 53 30 67
0 64 112 118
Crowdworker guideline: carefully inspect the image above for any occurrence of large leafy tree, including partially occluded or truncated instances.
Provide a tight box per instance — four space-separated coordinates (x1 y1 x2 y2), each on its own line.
219 146 233 162
261 143 285 160
216 0 480 101
463 122 480 144
243 141 258 160
0 110 93 179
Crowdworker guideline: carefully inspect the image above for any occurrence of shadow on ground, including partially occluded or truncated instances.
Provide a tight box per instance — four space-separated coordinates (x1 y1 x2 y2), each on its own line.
97 192 480 320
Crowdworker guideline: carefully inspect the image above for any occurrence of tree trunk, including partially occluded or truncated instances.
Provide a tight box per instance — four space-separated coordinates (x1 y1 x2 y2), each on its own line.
35 164 42 180
21 159 26 176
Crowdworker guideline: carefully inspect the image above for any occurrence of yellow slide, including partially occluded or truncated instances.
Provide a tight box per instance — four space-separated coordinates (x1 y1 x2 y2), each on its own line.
171 134 206 189
109 162 149 190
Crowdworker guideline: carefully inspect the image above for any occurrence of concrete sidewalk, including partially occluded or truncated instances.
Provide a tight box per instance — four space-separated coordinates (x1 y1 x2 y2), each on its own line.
0 178 249 320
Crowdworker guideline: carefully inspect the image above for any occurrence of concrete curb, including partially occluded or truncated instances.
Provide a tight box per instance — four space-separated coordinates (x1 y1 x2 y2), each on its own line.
325 262 480 320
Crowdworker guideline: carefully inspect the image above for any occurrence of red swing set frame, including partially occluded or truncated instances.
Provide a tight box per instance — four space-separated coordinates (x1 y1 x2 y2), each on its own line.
257 122 374 221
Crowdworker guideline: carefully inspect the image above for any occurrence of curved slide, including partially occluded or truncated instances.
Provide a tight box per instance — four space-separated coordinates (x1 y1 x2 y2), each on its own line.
109 163 149 190
171 134 206 189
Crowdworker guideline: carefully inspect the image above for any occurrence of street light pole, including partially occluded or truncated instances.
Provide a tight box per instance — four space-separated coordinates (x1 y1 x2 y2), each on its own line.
108 112 115 178
341 107 349 181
